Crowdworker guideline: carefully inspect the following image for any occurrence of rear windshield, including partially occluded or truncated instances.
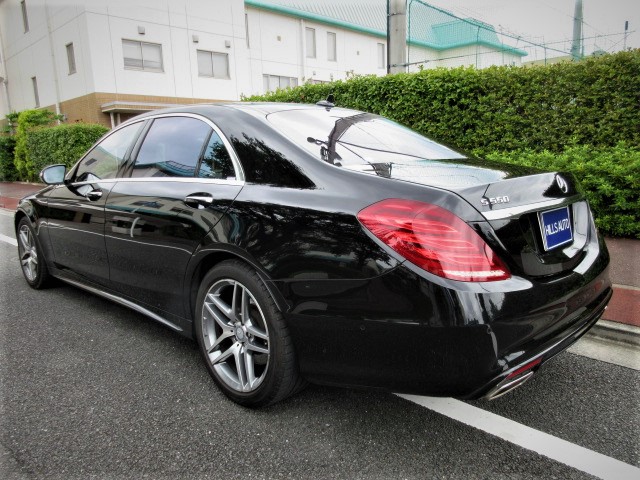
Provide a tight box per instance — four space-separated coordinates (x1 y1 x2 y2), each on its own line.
266 108 466 169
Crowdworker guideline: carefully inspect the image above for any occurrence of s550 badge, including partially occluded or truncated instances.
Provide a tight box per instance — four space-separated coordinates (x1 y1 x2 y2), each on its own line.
481 196 510 206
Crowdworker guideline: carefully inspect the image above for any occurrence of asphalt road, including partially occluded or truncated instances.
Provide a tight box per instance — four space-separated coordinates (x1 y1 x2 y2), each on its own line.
1 211 639 479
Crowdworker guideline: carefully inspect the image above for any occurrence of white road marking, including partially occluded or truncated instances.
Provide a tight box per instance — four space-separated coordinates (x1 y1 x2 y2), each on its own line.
0 233 18 246
569 336 640 371
397 394 640 480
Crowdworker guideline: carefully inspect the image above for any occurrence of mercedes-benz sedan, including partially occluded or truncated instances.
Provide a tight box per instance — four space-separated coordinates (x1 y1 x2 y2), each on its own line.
15 102 611 407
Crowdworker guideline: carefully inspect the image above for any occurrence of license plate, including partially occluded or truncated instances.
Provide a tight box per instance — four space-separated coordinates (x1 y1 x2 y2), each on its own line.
538 206 573 251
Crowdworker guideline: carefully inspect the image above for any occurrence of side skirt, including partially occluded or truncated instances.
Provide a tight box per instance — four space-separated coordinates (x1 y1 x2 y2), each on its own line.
55 275 187 334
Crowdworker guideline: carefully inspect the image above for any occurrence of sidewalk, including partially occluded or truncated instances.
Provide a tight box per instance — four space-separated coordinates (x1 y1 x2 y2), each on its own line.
1 181 638 339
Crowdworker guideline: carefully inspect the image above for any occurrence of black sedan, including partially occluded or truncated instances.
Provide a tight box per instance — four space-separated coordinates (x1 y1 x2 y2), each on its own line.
15 102 611 407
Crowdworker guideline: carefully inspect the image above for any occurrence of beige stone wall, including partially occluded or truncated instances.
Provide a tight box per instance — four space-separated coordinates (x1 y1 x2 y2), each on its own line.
59 93 225 127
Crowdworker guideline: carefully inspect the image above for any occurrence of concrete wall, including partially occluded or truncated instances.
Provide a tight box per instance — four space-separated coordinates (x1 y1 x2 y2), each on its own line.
246 8 388 95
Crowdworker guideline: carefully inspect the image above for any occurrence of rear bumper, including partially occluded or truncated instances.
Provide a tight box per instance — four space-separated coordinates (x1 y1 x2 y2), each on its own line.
274 231 611 398
474 286 612 400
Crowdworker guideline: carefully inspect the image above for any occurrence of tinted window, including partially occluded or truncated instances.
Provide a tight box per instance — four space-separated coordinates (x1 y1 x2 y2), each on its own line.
198 131 235 179
133 117 211 177
76 121 143 181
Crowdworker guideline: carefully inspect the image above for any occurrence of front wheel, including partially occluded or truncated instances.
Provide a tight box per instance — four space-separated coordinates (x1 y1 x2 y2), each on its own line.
17 217 50 289
194 260 305 407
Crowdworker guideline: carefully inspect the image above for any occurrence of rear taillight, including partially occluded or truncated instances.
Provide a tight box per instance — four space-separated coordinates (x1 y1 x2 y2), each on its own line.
357 199 510 282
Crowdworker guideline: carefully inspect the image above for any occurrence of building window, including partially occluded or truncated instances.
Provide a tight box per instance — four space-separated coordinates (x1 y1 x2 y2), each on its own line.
31 76 39 107
377 42 386 69
66 43 76 75
305 27 316 58
327 32 336 61
245 13 250 48
21 1 29 33
197 50 230 78
122 39 163 72
263 75 298 92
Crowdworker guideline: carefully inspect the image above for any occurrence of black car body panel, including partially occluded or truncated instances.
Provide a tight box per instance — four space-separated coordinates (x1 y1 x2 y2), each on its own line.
15 102 611 401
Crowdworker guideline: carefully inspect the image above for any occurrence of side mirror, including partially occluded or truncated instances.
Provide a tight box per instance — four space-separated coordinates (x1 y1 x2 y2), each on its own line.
39 164 67 185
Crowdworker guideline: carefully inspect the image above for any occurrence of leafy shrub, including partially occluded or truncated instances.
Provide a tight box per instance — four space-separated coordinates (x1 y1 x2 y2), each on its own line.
0 136 17 181
246 50 640 154
485 143 640 238
26 123 109 175
14 109 62 180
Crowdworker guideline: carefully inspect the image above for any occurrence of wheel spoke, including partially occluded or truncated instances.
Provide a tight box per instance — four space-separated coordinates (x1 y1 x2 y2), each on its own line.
246 323 268 341
204 295 233 330
207 329 234 354
234 346 248 391
244 349 256 388
241 288 250 324
246 340 268 355
211 343 236 366
231 282 240 322
19 228 31 250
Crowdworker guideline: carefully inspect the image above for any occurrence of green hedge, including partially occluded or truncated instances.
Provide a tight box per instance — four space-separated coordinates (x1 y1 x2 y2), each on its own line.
0 136 17 181
246 50 640 154
26 123 109 175
14 109 61 180
486 143 640 238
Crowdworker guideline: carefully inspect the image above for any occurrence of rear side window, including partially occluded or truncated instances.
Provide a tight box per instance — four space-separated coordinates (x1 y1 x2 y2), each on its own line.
199 131 235 179
75 121 143 181
133 117 211 177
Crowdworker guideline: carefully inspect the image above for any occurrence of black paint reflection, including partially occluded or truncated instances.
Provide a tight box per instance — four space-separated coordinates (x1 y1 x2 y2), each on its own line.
231 133 315 189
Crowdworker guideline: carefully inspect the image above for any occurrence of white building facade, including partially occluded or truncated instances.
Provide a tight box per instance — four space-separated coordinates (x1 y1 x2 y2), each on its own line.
0 0 526 127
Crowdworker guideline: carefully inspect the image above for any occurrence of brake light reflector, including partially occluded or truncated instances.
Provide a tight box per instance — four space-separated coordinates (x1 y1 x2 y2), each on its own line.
357 199 510 282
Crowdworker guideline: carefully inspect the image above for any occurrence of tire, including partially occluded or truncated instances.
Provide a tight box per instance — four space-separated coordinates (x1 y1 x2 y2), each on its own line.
17 217 50 289
194 260 305 407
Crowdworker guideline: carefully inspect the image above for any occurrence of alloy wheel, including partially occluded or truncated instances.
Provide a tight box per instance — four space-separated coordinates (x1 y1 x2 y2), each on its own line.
201 279 270 393
18 224 38 282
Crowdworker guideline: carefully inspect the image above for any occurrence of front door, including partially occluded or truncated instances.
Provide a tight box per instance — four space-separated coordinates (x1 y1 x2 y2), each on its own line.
46 121 145 285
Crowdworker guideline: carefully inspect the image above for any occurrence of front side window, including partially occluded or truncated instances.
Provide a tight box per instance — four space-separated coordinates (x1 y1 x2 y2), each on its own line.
123 40 163 72
66 43 76 74
197 50 230 78
75 122 144 181
305 28 316 58
133 117 211 177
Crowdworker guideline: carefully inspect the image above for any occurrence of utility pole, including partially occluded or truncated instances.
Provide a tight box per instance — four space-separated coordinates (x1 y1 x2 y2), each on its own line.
387 0 407 74
570 0 583 60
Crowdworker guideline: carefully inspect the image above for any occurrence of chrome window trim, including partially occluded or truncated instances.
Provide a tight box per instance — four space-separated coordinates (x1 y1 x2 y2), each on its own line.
66 177 245 188
480 195 582 220
123 112 246 182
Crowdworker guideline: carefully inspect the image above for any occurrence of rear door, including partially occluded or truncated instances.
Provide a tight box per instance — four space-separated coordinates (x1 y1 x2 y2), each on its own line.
46 121 145 285
104 114 243 318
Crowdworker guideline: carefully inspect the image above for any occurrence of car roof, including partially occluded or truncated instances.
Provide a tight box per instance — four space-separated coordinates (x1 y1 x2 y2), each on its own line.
128 102 364 123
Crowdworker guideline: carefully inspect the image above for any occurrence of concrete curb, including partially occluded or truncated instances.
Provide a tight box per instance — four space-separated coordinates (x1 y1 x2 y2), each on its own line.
586 319 640 347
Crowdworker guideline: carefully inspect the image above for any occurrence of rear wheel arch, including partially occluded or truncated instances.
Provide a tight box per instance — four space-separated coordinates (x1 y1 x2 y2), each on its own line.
187 250 289 335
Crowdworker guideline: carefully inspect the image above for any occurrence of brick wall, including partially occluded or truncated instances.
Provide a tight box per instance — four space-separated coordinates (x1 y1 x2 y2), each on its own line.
59 92 225 127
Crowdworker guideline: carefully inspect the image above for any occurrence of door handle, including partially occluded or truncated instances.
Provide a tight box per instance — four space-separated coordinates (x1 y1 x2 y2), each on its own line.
86 189 103 201
184 194 213 209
